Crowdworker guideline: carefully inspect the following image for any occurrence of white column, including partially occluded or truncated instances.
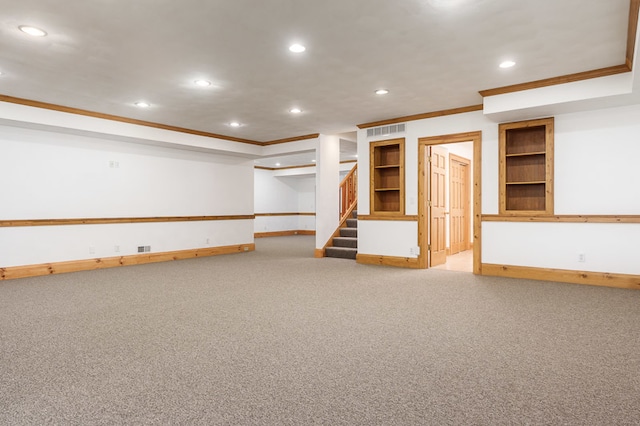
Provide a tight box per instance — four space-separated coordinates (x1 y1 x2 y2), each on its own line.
315 134 340 249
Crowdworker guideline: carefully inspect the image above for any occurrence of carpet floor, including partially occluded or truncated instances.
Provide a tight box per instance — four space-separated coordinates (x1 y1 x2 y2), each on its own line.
1 236 638 425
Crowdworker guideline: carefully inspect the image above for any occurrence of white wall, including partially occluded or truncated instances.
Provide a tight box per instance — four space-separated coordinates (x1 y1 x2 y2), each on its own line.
484 104 640 274
315 135 340 249
254 168 316 233
0 124 254 267
358 104 640 274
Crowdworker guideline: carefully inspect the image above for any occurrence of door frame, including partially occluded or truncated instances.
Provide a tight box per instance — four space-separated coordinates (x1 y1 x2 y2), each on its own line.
418 131 482 273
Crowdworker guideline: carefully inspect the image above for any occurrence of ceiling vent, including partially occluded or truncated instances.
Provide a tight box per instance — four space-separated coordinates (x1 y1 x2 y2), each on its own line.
367 123 406 138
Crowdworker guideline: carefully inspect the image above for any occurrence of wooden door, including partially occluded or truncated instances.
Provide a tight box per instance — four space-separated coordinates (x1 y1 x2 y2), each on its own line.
429 146 447 267
449 155 470 255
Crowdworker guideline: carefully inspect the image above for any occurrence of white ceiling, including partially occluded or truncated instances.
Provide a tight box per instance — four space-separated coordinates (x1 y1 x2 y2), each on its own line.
0 0 631 145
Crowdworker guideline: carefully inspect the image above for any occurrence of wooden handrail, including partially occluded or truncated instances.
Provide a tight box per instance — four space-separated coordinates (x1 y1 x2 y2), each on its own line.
339 164 358 222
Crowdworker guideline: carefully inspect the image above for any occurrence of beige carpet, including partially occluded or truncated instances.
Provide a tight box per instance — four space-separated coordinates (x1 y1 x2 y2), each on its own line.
1 235 638 425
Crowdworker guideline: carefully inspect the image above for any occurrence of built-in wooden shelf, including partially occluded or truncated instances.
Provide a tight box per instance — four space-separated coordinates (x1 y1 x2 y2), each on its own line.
370 138 405 215
499 118 554 215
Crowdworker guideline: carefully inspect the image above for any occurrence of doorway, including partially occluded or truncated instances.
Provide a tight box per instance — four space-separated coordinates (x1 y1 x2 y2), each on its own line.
417 132 482 274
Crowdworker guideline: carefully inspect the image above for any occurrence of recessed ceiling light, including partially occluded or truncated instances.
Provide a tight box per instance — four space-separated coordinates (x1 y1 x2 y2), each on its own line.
290 108 302 114
134 101 150 108
194 79 211 87
275 163 281 166
229 121 241 127
19 25 47 37
289 44 306 53
311 159 316 163
375 89 389 95
499 60 516 69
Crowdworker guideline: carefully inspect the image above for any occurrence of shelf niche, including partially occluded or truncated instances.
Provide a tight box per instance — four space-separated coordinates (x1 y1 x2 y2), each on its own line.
370 138 405 215
499 118 554 215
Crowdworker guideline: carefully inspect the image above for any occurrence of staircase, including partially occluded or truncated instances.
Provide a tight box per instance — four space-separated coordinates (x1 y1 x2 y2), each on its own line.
325 210 357 260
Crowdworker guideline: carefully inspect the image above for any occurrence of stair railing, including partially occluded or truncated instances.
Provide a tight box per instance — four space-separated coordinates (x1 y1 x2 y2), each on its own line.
339 164 357 223
316 163 358 258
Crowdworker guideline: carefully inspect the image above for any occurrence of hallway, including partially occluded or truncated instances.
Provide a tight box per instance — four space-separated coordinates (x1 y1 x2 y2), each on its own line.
432 249 473 273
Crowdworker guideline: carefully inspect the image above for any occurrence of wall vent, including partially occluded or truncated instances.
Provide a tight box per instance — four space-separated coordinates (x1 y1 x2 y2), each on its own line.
367 123 406 138
137 246 151 253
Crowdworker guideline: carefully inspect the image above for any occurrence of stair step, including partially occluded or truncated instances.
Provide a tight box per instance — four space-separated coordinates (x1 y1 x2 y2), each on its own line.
333 236 357 248
346 218 358 228
325 246 357 260
339 227 357 238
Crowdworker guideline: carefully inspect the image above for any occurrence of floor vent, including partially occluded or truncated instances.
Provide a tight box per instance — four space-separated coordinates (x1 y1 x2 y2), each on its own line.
366 123 406 138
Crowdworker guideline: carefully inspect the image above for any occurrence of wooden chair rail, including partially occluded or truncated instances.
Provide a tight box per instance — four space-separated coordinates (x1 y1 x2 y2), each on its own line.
0 215 255 227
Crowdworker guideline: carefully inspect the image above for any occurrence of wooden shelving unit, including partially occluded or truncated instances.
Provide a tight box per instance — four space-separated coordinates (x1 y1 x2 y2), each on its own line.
499 118 554 215
370 138 405 215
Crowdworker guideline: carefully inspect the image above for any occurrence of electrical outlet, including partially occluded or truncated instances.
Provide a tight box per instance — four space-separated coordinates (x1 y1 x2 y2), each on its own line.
578 253 586 262
89 246 95 254
206 238 210 245
243 246 249 251
114 245 120 253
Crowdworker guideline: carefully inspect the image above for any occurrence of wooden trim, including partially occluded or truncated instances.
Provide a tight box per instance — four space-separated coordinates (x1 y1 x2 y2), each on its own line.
357 105 483 129
255 164 316 171
482 263 640 290
418 131 482 273
473 131 482 275
255 160 355 172
314 249 325 258
254 230 315 238
255 212 315 217
0 243 255 281
479 65 630 98
481 214 640 223
262 133 320 145
356 253 420 269
357 215 418 221
0 94 262 145
0 215 255 228
273 163 316 170
628 0 639 69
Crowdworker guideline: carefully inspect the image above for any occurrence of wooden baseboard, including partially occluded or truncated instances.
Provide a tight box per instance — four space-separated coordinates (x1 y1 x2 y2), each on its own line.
254 230 315 238
482 263 640 290
0 243 255 281
314 249 325 258
356 254 420 269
